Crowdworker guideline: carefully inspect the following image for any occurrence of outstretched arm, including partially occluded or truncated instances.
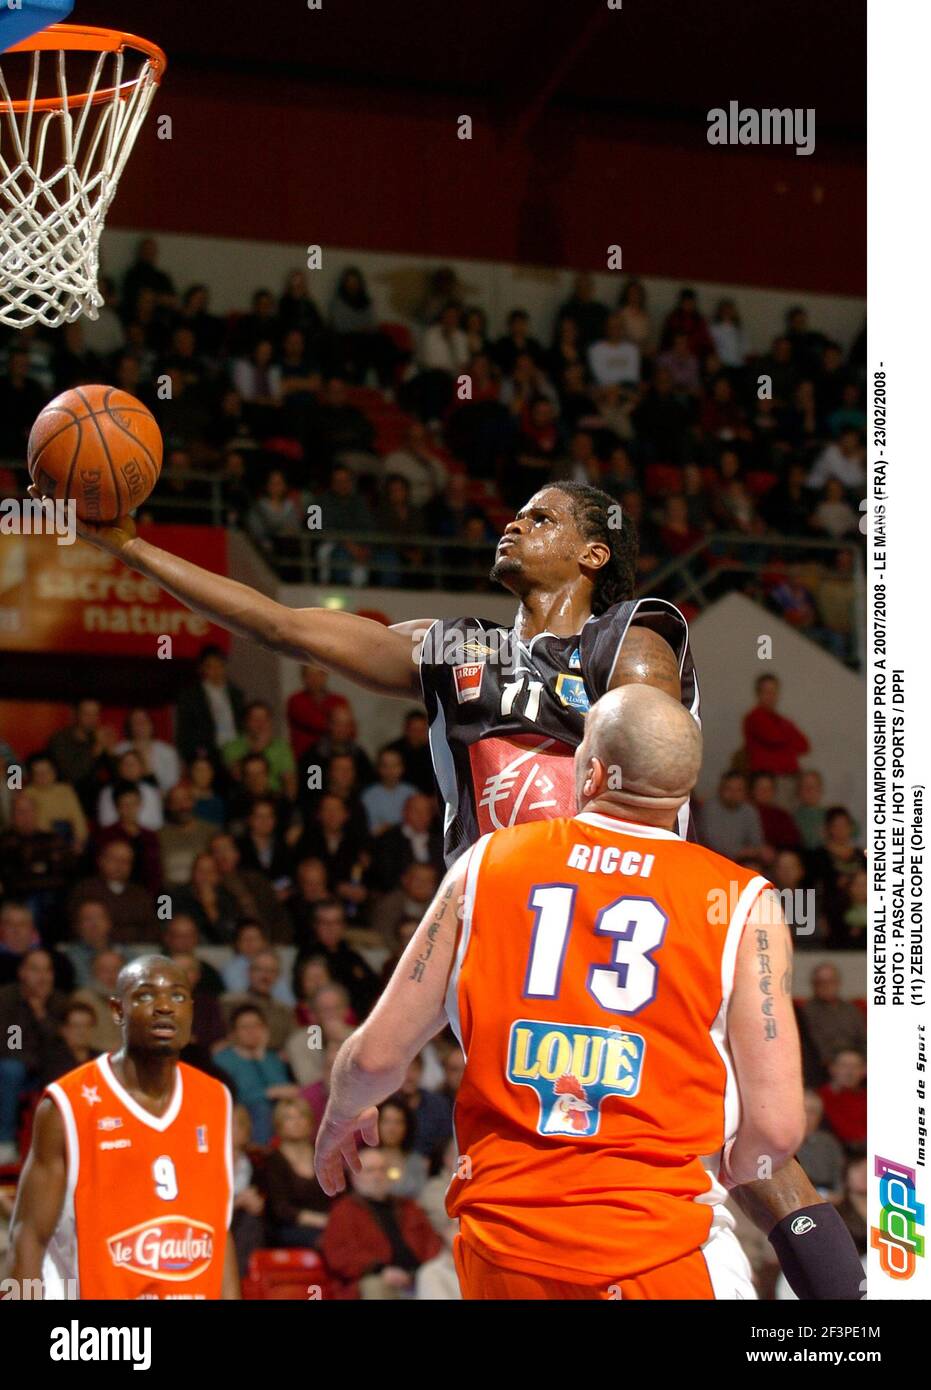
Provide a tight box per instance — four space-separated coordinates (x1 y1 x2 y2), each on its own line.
6 1098 67 1292
66 507 425 698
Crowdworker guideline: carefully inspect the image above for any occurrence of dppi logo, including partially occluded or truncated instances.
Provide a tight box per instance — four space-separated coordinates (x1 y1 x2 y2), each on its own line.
507 1019 645 1137
871 1156 925 1278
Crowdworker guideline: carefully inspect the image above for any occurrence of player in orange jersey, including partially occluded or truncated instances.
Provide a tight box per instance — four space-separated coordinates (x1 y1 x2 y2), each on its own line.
6 955 238 1300
315 685 806 1298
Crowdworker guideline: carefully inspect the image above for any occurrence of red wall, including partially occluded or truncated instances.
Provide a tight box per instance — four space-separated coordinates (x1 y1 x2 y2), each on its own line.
112 73 864 296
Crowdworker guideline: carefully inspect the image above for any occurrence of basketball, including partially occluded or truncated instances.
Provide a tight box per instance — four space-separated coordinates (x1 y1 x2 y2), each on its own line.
27 385 163 524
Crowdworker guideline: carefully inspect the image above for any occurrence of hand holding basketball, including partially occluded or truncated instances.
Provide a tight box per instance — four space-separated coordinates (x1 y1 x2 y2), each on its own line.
27 385 162 524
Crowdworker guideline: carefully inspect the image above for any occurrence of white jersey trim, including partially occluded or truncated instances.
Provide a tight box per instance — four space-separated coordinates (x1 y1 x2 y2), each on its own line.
574 809 682 841
43 1082 80 1299
97 1053 184 1132
223 1083 234 1229
444 832 493 1047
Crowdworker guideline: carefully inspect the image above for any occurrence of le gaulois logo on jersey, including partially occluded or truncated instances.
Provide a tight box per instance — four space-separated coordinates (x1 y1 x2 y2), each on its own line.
507 1019 646 1138
453 661 485 703
107 1217 215 1281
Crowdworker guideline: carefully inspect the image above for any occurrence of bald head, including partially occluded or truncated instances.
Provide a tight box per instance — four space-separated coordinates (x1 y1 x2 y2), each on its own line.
115 953 184 1000
575 685 702 824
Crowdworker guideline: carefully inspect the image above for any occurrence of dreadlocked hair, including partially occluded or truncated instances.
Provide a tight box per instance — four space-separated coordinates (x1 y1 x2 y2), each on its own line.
550 480 638 616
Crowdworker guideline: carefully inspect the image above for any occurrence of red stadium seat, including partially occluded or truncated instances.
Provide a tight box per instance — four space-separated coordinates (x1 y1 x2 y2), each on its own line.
241 1247 332 1301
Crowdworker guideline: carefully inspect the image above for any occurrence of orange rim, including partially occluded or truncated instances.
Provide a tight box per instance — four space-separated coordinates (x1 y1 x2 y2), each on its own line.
1 23 167 113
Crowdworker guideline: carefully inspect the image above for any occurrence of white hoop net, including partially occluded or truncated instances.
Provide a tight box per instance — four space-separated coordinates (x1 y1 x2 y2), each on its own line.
0 42 160 329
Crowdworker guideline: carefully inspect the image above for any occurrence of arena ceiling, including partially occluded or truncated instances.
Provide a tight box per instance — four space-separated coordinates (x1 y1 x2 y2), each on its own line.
92 0 865 142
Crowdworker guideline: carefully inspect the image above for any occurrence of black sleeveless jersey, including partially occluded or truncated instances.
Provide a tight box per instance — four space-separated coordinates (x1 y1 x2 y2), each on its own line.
418 597 700 867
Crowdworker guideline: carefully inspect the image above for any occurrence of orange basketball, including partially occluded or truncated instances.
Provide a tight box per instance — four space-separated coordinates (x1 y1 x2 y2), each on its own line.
27 385 163 523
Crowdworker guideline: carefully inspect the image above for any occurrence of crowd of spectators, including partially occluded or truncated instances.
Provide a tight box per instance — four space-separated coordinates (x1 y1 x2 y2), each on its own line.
697 673 866 948
0 244 864 660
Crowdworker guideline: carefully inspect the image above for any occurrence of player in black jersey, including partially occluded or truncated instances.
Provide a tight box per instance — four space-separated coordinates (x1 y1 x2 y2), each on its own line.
67 478 864 1298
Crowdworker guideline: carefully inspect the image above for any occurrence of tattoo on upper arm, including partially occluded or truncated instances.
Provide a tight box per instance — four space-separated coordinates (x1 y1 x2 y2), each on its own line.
409 881 455 984
754 927 778 1040
612 626 681 699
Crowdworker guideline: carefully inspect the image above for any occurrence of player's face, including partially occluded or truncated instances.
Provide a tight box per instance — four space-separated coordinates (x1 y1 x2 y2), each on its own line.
490 489 590 594
117 968 194 1055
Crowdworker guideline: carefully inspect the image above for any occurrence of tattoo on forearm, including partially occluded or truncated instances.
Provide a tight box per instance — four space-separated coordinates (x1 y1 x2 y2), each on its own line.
409 882 454 983
755 928 777 1040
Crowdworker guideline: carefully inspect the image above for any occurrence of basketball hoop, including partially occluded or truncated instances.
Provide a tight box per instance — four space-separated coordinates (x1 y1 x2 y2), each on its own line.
0 24 166 330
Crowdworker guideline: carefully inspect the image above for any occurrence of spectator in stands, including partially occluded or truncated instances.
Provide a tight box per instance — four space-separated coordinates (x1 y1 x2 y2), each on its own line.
214 1005 298 1145
371 861 439 952
321 1145 441 1299
492 309 545 376
70 949 123 1053
742 675 810 792
836 1156 868 1257
0 949 67 1161
796 1090 846 1203
378 1098 428 1197
234 797 294 888
297 899 379 1018
656 332 701 398
548 315 585 384
176 282 225 357
171 954 228 1056
47 698 117 815
210 831 289 941
381 421 449 508
312 460 374 584
227 752 297 838
841 868 867 950
658 493 704 558
396 1053 453 1158
810 477 859 540
816 549 857 664
246 468 302 552
0 901 39 988
368 793 443 893
312 705 375 788
384 710 434 795
222 950 295 1052
556 272 608 350
230 288 280 356
122 236 176 316
288 857 334 948
230 1104 265 1278
39 1000 100 1086
97 750 164 832
222 921 292 1005
709 298 746 368
808 808 867 947
172 851 240 945
69 839 157 944
48 321 100 392
0 347 47 456
0 793 76 925
175 645 244 765
419 300 470 375
372 474 427 587
660 287 714 358
58 899 114 990
113 709 181 796
296 793 369 904
287 665 350 765
279 269 327 357
697 771 768 865
807 426 866 491
223 700 297 799
187 755 226 826
632 367 691 463
818 1049 866 1154
328 267 395 388
262 1097 331 1248
158 783 215 887
161 914 225 997
587 310 641 387
794 770 827 850
91 781 163 896
749 773 801 850
801 963 867 1069
25 753 87 849
362 748 418 837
